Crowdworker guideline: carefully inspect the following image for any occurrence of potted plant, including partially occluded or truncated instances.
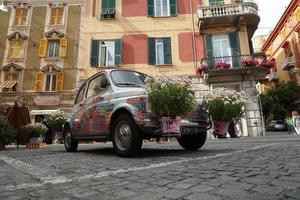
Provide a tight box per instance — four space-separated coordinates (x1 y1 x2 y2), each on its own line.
240 57 259 67
146 75 195 133
196 64 208 77
24 123 48 144
0 120 16 150
46 111 67 142
260 59 275 69
214 62 231 69
201 87 246 137
289 67 299 75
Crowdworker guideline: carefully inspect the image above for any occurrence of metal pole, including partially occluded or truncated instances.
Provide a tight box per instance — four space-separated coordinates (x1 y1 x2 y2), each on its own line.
190 0 197 70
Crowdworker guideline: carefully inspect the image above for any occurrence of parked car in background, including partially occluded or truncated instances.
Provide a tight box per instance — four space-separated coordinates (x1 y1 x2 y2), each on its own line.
63 69 211 157
266 120 287 131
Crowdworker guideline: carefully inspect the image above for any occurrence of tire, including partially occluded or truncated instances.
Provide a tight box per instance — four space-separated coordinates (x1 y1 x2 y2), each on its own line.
64 127 78 152
112 114 143 157
177 131 207 151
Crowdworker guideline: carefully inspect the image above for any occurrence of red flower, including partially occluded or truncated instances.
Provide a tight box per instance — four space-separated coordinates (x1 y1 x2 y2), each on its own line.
214 62 230 69
260 59 275 69
241 58 259 67
196 67 202 76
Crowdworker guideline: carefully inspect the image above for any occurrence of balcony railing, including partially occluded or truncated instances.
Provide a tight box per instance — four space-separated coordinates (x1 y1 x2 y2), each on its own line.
200 55 270 70
197 2 258 19
281 57 295 70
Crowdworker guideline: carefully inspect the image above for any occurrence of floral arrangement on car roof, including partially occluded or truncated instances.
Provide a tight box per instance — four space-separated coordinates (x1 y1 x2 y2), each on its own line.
145 75 195 119
46 111 68 132
200 87 247 122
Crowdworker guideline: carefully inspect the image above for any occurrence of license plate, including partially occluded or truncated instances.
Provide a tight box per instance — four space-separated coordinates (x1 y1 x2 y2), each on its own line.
181 126 199 135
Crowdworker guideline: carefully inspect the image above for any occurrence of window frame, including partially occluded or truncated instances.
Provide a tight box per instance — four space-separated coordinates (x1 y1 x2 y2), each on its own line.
47 40 60 58
155 39 165 65
49 7 65 26
14 8 28 26
99 41 115 67
75 83 87 104
212 35 231 58
43 73 57 92
1 72 18 92
8 40 24 59
86 73 109 98
154 0 170 17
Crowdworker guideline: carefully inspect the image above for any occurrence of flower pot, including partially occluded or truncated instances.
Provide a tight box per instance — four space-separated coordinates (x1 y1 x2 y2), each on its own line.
213 121 230 136
30 137 43 144
0 144 5 150
161 116 181 133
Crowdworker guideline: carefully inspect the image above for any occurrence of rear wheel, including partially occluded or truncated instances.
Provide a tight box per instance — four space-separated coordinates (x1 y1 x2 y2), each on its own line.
112 114 143 157
177 131 207 151
64 127 78 152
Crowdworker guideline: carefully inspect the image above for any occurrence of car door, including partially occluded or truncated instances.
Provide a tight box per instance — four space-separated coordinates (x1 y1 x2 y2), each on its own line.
83 73 111 136
71 83 87 136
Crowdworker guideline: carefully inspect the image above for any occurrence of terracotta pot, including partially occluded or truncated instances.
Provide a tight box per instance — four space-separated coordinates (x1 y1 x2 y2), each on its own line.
213 121 230 136
0 144 5 150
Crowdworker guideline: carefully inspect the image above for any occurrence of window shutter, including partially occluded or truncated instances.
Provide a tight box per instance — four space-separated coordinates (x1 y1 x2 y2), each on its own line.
163 38 172 64
59 37 68 57
204 35 214 69
91 40 99 67
147 0 154 17
209 0 224 5
102 0 109 9
38 38 47 57
108 0 116 9
35 72 44 92
228 32 239 68
170 0 177 16
148 37 156 65
56 72 64 92
114 39 122 66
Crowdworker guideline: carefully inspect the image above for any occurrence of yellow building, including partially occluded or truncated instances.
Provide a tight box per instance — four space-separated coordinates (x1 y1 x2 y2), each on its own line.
0 0 82 121
261 0 300 87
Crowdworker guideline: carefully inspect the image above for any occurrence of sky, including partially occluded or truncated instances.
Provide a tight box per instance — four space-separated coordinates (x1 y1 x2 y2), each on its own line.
254 0 292 36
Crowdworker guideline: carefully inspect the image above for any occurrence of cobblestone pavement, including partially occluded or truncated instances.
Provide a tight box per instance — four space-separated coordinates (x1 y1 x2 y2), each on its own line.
0 133 300 200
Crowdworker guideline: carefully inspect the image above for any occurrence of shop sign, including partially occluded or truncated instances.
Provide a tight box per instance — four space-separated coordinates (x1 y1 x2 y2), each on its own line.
33 96 61 106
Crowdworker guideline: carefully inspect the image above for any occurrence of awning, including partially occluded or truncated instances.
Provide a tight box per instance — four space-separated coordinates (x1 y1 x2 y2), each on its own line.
0 81 17 89
30 110 59 115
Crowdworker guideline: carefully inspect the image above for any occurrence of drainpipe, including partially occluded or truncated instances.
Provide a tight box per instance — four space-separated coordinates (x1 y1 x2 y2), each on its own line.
190 0 197 70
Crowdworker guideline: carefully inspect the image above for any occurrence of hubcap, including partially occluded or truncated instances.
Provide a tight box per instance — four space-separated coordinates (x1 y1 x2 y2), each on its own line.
115 121 131 151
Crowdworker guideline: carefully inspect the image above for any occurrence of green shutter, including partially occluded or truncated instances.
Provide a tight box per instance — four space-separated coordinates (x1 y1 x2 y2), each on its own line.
205 35 214 69
170 0 177 16
108 0 115 9
148 0 154 17
229 32 240 68
148 37 156 65
102 0 109 9
163 38 172 64
209 0 224 5
91 40 99 67
114 39 122 66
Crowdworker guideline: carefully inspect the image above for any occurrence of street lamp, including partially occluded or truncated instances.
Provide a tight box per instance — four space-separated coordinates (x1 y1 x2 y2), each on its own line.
0 1 8 12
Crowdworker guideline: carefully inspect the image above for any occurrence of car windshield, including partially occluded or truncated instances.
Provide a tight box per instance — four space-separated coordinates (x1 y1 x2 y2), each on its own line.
111 70 147 87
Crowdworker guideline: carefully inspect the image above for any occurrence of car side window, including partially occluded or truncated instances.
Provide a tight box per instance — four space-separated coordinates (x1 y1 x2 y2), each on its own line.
86 74 108 98
75 84 86 104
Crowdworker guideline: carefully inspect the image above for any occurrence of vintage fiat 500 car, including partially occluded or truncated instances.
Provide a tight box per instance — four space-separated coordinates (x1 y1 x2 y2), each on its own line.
63 69 211 156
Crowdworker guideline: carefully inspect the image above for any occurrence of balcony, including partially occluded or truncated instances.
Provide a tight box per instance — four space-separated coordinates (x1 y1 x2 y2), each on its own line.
197 2 260 37
200 55 269 83
266 72 279 81
281 57 295 70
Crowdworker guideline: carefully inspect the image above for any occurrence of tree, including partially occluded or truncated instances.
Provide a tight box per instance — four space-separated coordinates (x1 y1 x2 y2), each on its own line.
260 81 300 120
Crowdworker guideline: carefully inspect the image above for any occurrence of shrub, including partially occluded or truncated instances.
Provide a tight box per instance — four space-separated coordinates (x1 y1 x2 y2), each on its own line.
0 120 16 145
46 111 67 132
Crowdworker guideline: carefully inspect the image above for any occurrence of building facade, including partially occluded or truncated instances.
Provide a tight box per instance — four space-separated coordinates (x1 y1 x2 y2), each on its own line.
261 0 300 87
0 0 82 121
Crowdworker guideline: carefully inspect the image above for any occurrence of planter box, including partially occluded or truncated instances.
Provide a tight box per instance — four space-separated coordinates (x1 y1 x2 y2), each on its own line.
26 143 47 149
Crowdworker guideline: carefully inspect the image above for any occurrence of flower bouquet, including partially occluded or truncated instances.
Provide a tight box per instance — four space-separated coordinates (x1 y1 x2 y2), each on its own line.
240 58 259 67
214 62 231 69
25 123 48 138
46 111 67 132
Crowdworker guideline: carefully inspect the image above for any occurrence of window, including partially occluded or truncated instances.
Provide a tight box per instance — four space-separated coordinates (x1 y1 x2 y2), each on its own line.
8 40 24 59
148 0 177 17
44 74 57 92
212 35 231 58
50 8 64 25
14 8 28 26
47 40 60 58
86 74 108 97
101 0 116 19
0 73 18 92
75 84 86 104
90 39 122 67
148 38 172 65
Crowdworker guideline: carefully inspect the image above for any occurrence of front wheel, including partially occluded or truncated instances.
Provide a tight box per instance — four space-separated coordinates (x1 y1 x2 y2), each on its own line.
112 114 143 157
177 132 207 151
64 127 78 152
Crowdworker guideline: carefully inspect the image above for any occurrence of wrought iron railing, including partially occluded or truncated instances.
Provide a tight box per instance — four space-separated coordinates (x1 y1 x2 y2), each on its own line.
197 2 258 19
200 55 266 70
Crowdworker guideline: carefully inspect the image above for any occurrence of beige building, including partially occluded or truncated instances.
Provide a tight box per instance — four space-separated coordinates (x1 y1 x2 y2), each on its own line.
0 0 82 122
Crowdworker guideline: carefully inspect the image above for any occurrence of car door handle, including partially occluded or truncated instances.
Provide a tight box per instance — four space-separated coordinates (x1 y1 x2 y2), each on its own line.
79 103 85 107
